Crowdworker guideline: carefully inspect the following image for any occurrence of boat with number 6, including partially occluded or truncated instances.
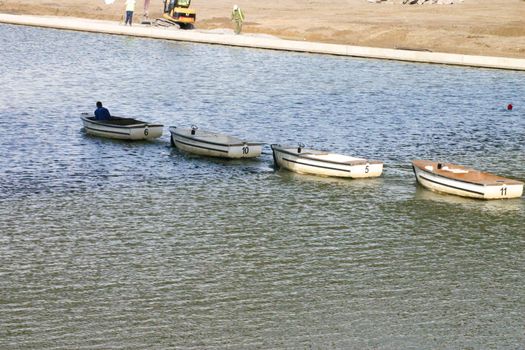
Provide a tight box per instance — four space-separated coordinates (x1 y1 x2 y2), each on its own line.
271 144 383 178
412 160 524 199
80 113 163 140
169 125 263 158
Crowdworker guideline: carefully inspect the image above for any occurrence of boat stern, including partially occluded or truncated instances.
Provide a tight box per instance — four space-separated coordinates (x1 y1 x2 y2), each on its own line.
483 182 524 199
350 161 383 178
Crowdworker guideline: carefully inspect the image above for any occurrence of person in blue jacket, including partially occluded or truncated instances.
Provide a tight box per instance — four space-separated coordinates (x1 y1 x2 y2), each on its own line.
94 101 111 120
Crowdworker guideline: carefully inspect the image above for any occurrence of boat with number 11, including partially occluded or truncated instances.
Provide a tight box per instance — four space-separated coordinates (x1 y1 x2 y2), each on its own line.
412 160 523 199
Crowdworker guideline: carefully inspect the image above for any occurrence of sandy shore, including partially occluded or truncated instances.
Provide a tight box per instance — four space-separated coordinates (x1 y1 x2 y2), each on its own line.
1 0 524 58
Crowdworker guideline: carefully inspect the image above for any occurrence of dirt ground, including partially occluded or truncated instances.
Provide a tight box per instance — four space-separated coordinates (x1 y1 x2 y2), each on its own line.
1 0 525 58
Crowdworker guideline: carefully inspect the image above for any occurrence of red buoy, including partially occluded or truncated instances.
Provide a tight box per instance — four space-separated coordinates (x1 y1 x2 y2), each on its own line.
507 103 513 110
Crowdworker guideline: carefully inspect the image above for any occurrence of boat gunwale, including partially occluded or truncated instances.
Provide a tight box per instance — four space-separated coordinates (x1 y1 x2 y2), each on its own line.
173 138 229 154
81 114 163 129
282 156 353 173
169 127 264 148
84 125 131 136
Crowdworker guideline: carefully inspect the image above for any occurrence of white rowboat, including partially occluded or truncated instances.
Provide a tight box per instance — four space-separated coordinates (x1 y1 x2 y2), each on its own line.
412 160 524 199
169 126 263 158
271 144 383 178
80 113 163 140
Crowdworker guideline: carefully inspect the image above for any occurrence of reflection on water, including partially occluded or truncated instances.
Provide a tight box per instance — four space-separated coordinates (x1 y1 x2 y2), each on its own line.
276 169 386 191
0 24 524 349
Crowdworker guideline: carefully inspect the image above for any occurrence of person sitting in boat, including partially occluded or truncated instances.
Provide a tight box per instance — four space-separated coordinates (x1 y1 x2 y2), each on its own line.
94 101 111 120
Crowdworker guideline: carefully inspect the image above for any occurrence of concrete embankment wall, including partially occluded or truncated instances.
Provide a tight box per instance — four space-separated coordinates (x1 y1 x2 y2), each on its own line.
1 13 525 71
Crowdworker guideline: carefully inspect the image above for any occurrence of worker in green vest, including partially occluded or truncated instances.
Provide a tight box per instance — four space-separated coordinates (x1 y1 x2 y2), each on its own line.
231 5 245 34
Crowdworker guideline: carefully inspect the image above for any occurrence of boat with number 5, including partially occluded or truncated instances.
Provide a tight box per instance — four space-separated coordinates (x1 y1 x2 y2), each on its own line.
412 160 524 199
169 125 263 158
80 113 163 140
271 144 383 178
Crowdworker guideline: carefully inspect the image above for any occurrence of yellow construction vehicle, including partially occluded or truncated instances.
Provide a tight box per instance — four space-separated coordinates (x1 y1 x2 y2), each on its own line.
156 0 196 29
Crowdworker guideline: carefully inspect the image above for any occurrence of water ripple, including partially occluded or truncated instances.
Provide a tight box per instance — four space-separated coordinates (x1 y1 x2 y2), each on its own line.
1 24 524 349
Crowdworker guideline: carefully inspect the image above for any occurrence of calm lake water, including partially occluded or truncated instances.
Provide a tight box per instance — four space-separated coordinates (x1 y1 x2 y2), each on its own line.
0 24 524 349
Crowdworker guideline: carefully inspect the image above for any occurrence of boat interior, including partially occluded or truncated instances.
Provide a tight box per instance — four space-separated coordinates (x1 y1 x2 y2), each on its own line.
181 129 245 144
86 116 146 126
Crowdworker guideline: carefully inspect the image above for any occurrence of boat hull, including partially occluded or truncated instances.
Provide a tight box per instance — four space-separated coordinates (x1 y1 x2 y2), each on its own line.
412 161 523 199
169 127 262 159
271 145 383 178
81 114 163 140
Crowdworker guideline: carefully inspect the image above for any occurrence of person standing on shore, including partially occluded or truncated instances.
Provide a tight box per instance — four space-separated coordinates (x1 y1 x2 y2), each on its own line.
124 0 136 26
231 5 245 35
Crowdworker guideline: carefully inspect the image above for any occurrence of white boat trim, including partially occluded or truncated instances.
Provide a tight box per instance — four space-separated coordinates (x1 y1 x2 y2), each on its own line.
415 170 486 196
283 156 354 173
275 147 372 167
175 137 229 154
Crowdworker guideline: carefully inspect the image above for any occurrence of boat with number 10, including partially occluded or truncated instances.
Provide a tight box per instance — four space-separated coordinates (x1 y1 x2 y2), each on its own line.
169 125 263 158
